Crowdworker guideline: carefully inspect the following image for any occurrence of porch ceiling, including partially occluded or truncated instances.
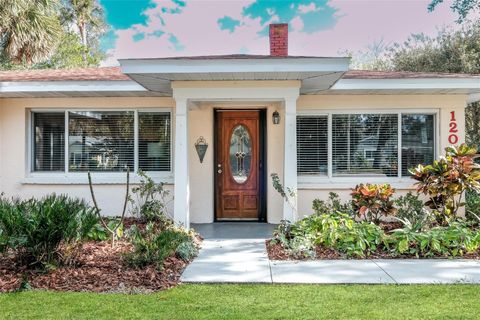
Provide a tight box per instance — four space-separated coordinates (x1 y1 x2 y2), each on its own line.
119 56 350 95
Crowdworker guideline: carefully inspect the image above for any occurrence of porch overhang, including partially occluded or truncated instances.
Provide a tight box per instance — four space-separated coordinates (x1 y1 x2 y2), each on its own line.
118 55 350 95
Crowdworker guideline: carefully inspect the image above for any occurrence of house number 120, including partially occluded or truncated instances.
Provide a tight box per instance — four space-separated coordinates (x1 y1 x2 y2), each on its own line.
448 111 459 144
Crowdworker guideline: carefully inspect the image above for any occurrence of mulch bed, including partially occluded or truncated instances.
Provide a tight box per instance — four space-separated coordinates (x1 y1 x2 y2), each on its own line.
0 221 202 293
267 222 480 261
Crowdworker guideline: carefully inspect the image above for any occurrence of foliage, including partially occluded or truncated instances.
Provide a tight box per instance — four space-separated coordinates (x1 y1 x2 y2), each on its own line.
410 144 480 225
86 219 124 242
273 213 386 258
428 0 479 23
394 192 433 232
312 192 354 217
0 0 106 69
466 190 480 224
88 169 130 247
0 0 62 64
271 173 297 220
0 194 98 268
351 183 396 224
124 222 197 269
388 222 480 257
130 170 172 222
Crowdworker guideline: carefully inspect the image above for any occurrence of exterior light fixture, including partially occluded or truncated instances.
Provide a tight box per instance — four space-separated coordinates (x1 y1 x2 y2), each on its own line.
272 111 280 125
194 136 208 163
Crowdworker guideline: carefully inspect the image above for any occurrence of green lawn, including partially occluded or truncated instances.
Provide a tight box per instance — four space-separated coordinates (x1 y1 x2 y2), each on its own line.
1 284 479 319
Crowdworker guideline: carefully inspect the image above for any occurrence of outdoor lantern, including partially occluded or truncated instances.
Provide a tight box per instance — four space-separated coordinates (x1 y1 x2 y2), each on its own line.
194 136 208 163
272 111 280 124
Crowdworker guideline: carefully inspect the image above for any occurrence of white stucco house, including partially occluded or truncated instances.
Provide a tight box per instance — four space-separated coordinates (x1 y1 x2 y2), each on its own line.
0 24 479 228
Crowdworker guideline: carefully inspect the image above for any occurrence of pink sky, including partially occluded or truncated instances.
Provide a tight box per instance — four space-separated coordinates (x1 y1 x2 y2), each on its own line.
103 0 462 65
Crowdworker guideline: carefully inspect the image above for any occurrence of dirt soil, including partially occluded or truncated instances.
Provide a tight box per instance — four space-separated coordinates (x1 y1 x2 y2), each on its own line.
0 219 202 293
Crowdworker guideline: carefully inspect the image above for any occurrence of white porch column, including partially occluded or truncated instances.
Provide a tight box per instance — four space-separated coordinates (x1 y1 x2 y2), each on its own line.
173 97 190 228
283 97 298 221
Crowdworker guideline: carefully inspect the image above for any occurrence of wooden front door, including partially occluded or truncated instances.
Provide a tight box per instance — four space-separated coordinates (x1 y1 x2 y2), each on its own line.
215 110 261 220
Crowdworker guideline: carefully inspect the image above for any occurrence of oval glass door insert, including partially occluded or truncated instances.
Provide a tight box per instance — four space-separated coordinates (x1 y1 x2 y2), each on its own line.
229 125 252 184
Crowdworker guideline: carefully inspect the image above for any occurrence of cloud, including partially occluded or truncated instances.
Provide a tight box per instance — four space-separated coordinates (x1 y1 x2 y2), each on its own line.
100 0 460 66
218 16 242 33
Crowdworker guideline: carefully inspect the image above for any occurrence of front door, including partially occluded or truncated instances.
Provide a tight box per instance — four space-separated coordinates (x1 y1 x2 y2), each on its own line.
215 110 262 220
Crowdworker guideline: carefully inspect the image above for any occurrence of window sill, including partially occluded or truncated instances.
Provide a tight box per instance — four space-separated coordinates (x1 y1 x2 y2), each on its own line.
22 173 174 185
298 176 417 190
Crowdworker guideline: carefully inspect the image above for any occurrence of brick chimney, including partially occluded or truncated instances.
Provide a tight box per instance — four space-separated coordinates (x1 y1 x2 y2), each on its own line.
269 23 288 56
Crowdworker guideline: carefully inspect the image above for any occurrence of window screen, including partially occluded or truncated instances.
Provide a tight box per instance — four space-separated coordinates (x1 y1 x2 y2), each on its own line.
401 114 434 176
68 111 134 172
297 116 328 175
33 112 65 172
332 114 398 177
138 112 171 171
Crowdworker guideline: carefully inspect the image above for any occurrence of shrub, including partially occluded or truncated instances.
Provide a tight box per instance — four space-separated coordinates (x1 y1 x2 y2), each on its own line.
388 222 480 257
394 192 434 231
273 213 386 258
130 170 171 222
466 190 480 224
312 192 354 217
351 183 396 224
125 222 197 269
410 144 480 225
0 194 98 268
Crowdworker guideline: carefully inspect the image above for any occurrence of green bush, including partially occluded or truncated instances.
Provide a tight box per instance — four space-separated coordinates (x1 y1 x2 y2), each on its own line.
312 192 354 217
273 213 386 258
0 194 98 268
394 192 433 232
125 222 197 269
388 222 480 257
466 190 480 224
130 170 171 222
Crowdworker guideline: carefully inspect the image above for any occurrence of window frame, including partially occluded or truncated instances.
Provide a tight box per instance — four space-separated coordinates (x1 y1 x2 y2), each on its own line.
297 108 439 185
27 108 173 183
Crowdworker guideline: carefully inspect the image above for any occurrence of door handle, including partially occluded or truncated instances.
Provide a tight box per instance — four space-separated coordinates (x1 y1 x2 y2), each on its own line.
217 163 222 173
217 169 223 174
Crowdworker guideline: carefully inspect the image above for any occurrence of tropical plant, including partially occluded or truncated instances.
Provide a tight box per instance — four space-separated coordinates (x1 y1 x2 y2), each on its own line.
312 192 354 217
394 192 433 232
410 144 480 225
88 169 130 247
124 222 197 269
129 170 172 222
0 194 98 268
351 183 396 224
0 0 62 64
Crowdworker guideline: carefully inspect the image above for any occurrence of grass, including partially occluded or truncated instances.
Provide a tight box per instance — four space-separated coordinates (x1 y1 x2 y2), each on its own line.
1 284 480 319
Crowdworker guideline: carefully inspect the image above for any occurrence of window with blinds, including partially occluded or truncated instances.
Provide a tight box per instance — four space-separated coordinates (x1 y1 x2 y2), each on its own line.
138 112 171 171
332 114 398 177
297 115 328 175
401 114 434 176
33 112 65 172
68 111 134 172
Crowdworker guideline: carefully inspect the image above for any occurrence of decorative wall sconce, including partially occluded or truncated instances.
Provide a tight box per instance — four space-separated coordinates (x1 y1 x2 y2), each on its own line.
195 136 208 163
272 111 281 125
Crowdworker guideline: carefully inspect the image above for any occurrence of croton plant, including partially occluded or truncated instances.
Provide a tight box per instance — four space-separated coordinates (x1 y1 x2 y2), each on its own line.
351 183 396 224
410 143 480 225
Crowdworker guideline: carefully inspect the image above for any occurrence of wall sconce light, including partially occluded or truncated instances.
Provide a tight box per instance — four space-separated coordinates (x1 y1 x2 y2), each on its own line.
272 111 280 125
194 136 208 163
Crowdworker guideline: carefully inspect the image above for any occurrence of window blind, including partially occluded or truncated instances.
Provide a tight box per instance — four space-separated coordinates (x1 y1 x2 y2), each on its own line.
401 114 434 176
297 115 328 175
332 114 398 177
68 111 134 172
33 112 65 172
138 112 171 171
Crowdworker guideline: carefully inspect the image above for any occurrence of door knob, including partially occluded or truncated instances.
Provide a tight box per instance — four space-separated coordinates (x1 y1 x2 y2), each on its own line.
217 169 223 174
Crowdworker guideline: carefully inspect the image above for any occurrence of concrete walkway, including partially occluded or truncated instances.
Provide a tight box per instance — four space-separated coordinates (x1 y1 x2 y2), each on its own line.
181 223 480 284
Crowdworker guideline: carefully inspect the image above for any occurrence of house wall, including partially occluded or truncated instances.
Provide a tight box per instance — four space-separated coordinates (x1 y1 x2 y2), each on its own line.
0 93 468 223
0 97 175 216
296 94 467 219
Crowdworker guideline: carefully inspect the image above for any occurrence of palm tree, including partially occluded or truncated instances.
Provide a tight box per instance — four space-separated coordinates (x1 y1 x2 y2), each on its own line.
61 0 105 63
0 0 62 64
